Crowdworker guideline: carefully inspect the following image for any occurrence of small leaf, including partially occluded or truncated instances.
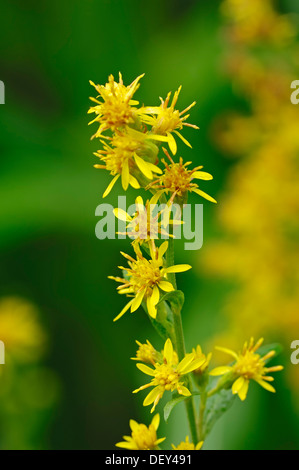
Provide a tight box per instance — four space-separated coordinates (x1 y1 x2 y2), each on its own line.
164 392 201 422
203 389 236 438
158 290 184 311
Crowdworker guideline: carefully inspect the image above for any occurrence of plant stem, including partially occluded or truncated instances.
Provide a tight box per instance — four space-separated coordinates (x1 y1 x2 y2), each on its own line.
198 391 207 441
167 236 199 444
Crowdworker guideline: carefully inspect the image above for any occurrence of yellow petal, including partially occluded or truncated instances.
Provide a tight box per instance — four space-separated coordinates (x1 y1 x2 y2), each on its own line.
173 130 192 148
215 346 239 360
192 171 213 181
192 188 217 204
121 160 130 191
164 338 174 364
232 376 245 395
113 299 134 322
147 295 157 318
238 379 249 401
158 241 169 259
158 281 174 292
143 386 162 406
164 264 192 273
113 208 132 222
256 379 276 393
103 174 120 198
151 413 160 431
136 363 156 376
131 289 145 312
129 174 140 189
167 132 177 155
178 385 191 397
209 366 232 376
134 153 153 180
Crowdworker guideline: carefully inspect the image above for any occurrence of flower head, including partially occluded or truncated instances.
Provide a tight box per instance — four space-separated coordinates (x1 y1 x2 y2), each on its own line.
113 195 182 245
210 338 284 401
116 414 165 450
140 87 199 154
94 129 162 197
109 241 191 321
131 340 162 365
147 148 217 204
191 345 212 375
172 436 203 450
0 297 46 362
88 73 144 136
133 338 206 412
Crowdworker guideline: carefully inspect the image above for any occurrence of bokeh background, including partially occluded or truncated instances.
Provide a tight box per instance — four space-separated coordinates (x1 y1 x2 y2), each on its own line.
0 0 299 450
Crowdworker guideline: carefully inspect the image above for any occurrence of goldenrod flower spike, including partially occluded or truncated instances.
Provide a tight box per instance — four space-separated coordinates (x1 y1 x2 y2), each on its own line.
133 338 206 413
94 129 162 197
140 86 199 154
115 413 166 450
88 72 144 136
172 436 203 450
147 148 217 204
210 338 284 401
109 241 192 321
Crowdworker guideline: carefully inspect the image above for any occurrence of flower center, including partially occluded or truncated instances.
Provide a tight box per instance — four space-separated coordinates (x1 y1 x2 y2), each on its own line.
234 351 265 379
153 363 180 390
129 259 162 295
162 163 192 195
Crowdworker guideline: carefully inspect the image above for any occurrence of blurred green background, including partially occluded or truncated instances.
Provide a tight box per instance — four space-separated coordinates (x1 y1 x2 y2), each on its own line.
0 0 299 450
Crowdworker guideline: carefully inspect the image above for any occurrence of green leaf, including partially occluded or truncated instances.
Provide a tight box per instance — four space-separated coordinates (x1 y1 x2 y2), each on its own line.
203 389 236 438
158 290 185 311
164 392 201 422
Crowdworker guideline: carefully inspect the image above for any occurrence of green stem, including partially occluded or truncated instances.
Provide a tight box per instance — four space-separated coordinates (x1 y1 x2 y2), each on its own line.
167 237 199 444
198 391 207 441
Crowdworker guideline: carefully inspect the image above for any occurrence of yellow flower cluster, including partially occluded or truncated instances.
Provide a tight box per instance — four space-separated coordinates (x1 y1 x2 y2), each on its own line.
89 73 215 202
201 0 296 392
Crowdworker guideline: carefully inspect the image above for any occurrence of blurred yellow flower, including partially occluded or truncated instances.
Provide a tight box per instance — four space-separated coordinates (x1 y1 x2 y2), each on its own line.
116 414 165 450
0 297 46 363
133 338 206 412
172 436 203 450
109 241 191 321
210 338 283 401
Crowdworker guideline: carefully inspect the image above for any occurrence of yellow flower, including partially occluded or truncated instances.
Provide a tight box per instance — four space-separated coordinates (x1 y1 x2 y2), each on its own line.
210 338 283 401
191 345 212 375
88 72 144 136
172 436 203 450
109 241 191 321
131 340 162 365
0 297 46 362
147 148 217 204
116 414 166 450
140 87 199 154
113 195 182 245
94 128 162 197
133 338 206 412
